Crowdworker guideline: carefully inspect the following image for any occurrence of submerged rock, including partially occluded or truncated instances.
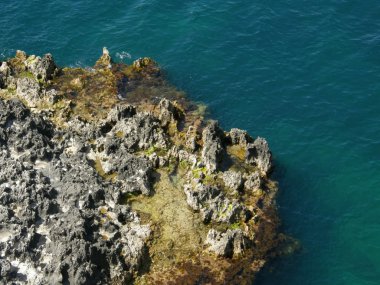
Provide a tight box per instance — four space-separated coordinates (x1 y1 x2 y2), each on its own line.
0 50 288 285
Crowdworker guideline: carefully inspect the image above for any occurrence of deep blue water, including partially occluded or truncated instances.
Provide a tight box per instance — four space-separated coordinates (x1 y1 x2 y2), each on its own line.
1 1 380 284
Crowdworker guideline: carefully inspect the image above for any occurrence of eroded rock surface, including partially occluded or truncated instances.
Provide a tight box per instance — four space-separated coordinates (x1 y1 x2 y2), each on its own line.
0 50 290 285
0 99 150 285
201 120 225 173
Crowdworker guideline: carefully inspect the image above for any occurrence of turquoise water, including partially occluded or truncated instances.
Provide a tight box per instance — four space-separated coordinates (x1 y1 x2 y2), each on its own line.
1 1 380 284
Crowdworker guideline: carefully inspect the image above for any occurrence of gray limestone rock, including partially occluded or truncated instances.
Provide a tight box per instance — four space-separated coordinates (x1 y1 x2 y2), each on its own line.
201 120 225 173
185 125 198 152
16 77 42 107
116 154 154 196
25 54 58 82
205 229 250 258
244 171 262 191
105 104 136 124
246 137 272 174
0 62 11 89
0 99 151 285
0 259 12 278
229 128 253 146
184 182 245 224
223 170 243 192
114 112 167 151
158 98 182 128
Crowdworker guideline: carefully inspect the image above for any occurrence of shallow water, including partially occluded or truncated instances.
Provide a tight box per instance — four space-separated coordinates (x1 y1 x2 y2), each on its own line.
1 1 380 284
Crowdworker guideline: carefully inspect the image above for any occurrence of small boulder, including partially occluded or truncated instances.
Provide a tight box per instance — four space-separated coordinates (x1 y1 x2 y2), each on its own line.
184 183 221 212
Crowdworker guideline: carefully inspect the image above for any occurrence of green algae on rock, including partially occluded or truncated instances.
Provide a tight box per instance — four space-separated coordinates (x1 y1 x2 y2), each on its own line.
0 49 295 285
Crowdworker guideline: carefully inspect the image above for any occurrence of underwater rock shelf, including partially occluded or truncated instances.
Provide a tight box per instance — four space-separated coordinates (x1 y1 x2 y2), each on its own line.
0 48 291 284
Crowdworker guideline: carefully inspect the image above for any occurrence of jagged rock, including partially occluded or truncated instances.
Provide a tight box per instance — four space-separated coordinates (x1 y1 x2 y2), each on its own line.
0 99 151 285
95 47 112 69
105 104 136 124
246 137 272 174
223 170 243 192
175 148 198 170
201 120 225 173
0 62 11 88
116 154 154 195
185 125 198 152
0 99 53 160
229 128 253 146
25 53 58 82
158 98 182 128
15 50 27 61
0 259 12 279
244 171 262 191
184 183 220 212
118 113 167 150
132 57 160 77
98 110 167 152
205 229 250 258
184 182 244 223
44 88 60 104
16 77 41 107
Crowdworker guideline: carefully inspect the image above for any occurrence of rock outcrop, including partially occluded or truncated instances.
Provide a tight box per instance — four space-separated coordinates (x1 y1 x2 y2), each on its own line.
0 49 291 285
206 229 250 258
246 137 272 174
0 99 150 285
201 120 225 173
25 53 58 82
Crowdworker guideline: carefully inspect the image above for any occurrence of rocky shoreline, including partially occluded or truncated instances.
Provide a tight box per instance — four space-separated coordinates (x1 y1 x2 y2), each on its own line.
0 49 293 284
